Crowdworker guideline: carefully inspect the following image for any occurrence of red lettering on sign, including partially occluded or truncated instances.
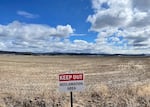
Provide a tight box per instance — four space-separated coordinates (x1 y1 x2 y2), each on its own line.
59 73 83 81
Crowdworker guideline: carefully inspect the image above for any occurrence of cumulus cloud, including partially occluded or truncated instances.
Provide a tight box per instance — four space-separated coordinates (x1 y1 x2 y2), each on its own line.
0 21 74 52
88 0 150 30
87 0 150 54
0 20 93 53
132 0 150 12
17 10 39 18
88 0 132 30
0 21 73 38
71 40 94 53
0 21 97 53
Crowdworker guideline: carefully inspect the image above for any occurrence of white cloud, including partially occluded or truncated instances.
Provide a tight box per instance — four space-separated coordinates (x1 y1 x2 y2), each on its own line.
87 0 132 30
132 0 150 12
0 21 75 52
0 42 6 49
55 25 74 37
0 21 94 53
0 21 73 38
71 33 86 36
0 19 149 54
88 0 150 30
71 40 94 53
87 0 150 54
17 10 39 18
0 21 96 53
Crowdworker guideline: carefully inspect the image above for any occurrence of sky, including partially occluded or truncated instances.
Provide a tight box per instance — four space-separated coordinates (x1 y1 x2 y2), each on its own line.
0 0 150 54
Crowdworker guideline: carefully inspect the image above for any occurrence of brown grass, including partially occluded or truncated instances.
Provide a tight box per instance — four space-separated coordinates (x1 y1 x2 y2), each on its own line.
0 55 149 107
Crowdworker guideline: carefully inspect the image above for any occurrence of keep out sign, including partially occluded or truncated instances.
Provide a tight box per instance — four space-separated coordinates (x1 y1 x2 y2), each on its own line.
59 73 84 92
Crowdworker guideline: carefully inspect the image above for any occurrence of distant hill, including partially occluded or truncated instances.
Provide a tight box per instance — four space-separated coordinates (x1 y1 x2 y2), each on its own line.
0 50 33 55
0 50 149 57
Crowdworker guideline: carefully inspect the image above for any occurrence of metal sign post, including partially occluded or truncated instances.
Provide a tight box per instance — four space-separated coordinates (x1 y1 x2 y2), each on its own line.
70 91 73 107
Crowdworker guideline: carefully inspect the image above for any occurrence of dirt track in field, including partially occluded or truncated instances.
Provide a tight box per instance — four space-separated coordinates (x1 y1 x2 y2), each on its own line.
0 55 149 95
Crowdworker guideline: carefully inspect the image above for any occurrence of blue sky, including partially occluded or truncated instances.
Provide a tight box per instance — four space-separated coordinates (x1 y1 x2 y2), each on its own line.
0 0 92 33
0 0 150 54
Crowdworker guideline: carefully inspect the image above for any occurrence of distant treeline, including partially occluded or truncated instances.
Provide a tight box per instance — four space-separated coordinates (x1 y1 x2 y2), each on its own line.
0 50 149 56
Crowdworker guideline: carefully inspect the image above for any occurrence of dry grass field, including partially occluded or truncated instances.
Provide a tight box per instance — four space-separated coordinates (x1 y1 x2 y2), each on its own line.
0 55 149 107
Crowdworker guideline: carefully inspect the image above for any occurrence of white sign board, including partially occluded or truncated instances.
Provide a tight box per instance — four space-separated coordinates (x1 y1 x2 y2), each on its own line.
59 73 84 92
